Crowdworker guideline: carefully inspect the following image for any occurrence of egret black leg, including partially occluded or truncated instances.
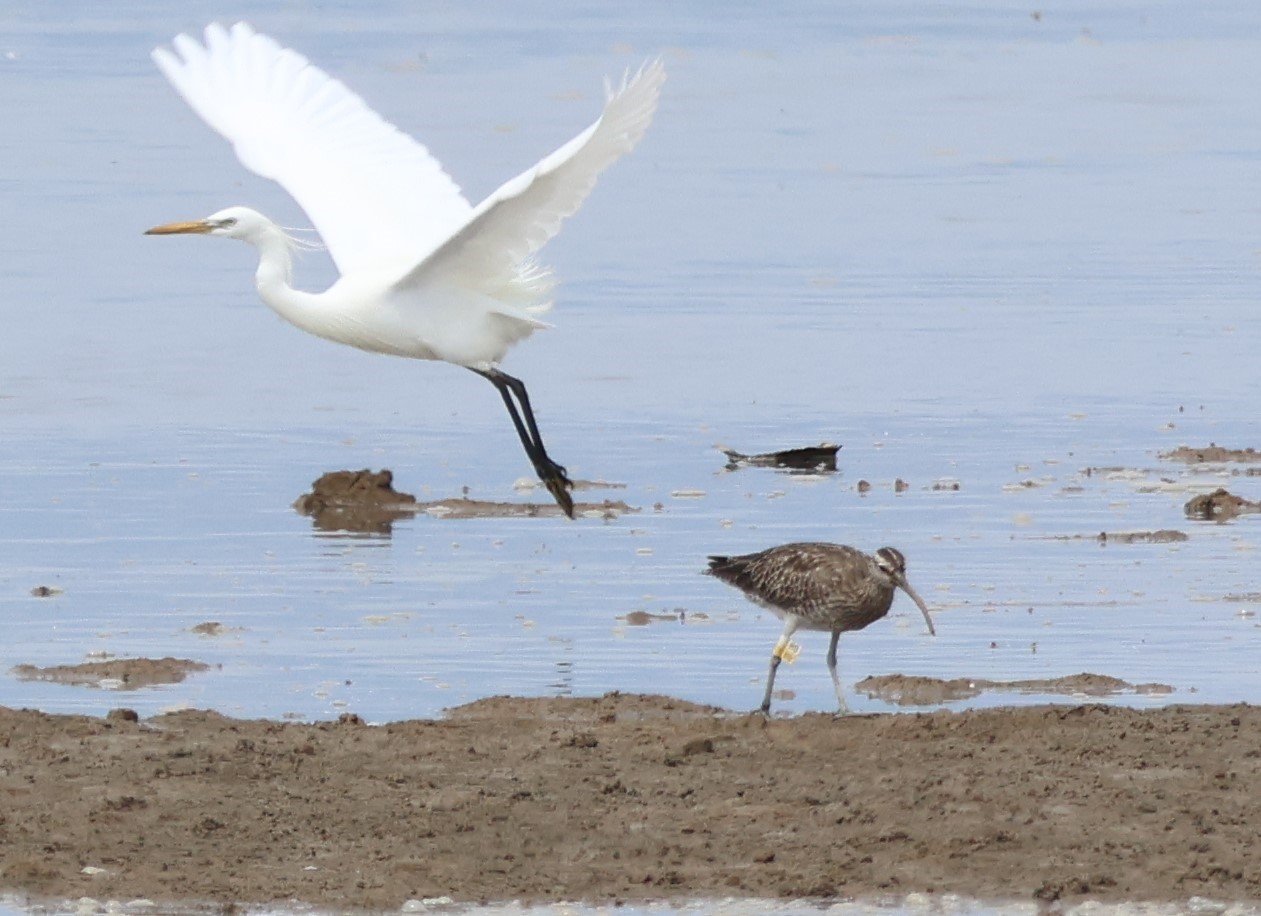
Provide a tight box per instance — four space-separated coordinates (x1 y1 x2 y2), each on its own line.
826 629 851 715
472 367 575 518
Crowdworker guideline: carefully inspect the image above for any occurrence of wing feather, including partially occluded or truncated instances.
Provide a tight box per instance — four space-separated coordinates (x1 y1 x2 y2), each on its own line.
153 22 473 277
394 59 666 300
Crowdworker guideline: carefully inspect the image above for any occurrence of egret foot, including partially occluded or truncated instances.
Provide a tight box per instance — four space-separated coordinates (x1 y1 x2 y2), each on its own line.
536 457 575 519
474 366 576 519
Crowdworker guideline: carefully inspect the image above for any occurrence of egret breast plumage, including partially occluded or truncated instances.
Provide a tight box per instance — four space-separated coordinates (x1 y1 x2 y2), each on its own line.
145 23 666 518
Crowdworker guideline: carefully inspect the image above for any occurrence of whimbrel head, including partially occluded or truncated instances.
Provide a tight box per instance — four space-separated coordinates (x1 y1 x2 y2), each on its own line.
873 547 936 636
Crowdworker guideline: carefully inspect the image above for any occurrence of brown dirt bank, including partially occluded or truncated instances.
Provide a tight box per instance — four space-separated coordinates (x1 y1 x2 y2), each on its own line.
1 695 1258 910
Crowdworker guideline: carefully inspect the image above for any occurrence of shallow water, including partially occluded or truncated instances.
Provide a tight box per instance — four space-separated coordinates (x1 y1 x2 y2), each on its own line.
2 1 1260 738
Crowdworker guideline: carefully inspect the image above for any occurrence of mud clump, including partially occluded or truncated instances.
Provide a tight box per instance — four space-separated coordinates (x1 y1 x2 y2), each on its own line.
293 468 419 534
1185 488 1261 521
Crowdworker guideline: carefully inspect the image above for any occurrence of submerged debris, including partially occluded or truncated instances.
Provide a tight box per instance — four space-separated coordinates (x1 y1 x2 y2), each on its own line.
189 621 238 638
1034 530 1189 544
1098 530 1189 544
856 672 1174 707
1184 488 1261 521
621 610 683 626
293 469 634 531
718 442 840 473
11 657 212 690
1160 444 1261 463
415 496 636 521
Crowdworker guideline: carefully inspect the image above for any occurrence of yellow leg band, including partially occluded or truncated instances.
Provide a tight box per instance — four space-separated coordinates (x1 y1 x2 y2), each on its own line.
772 637 801 663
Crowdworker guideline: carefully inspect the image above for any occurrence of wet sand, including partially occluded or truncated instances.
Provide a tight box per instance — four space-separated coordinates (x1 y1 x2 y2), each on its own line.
1 695 1258 910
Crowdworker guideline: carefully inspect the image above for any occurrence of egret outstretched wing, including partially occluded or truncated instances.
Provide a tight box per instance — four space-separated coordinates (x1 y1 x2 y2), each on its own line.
152 22 473 278
399 59 666 298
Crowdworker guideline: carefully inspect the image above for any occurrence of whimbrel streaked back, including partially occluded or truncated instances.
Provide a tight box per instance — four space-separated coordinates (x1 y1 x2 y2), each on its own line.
706 544 935 714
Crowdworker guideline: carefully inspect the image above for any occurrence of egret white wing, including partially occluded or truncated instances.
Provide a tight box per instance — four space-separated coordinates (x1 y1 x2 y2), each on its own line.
394 59 666 300
152 22 473 278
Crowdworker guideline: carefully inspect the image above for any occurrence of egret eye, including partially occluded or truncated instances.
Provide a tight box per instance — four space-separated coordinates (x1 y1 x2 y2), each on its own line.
219 217 238 228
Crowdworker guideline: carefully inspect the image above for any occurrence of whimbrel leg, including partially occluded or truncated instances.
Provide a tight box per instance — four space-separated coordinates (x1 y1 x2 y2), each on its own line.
760 616 801 714
826 629 851 715
472 367 575 518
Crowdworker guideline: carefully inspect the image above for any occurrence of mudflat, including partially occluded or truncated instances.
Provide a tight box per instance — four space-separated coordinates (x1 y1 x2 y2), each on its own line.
1 694 1258 910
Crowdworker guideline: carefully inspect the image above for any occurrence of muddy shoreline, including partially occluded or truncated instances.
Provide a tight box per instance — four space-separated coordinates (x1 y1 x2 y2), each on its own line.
1 695 1258 911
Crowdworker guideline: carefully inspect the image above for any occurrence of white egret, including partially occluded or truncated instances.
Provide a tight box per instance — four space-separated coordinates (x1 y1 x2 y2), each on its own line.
145 23 666 518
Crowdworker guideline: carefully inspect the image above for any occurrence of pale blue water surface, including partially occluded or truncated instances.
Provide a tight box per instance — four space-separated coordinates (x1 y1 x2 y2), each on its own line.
2 1 1259 725
1 2 1261 910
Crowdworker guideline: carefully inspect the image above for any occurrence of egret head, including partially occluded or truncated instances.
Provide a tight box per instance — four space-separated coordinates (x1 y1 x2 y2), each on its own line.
873 547 936 636
145 206 270 241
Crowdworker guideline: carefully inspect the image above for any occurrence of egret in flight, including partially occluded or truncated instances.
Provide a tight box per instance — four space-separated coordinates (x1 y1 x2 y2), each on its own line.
145 23 666 518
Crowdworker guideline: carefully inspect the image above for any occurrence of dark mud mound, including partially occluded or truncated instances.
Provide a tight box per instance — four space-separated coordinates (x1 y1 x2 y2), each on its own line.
1185 488 1261 521
293 468 418 534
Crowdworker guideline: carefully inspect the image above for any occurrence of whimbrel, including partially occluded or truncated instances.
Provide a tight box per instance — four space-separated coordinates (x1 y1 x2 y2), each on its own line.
707 544 935 714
